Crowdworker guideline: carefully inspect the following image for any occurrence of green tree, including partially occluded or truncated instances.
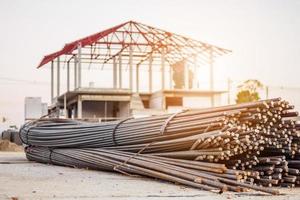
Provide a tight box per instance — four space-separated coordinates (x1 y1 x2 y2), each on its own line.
236 80 263 103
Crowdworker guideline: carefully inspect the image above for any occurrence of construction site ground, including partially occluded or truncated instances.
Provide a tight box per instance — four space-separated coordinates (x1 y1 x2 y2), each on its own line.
0 152 299 200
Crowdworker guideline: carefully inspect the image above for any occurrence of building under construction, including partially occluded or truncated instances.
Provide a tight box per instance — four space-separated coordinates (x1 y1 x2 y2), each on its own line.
37 21 231 121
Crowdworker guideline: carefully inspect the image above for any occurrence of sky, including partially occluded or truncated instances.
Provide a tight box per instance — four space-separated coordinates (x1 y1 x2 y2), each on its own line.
0 0 300 126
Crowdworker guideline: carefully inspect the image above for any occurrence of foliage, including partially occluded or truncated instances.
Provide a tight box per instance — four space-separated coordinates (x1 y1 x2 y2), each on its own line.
236 79 263 103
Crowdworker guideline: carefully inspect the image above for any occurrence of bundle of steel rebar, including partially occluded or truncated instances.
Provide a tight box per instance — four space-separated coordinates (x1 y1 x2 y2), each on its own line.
1 130 22 145
233 122 300 188
226 152 300 188
19 98 299 195
20 98 285 149
24 146 279 194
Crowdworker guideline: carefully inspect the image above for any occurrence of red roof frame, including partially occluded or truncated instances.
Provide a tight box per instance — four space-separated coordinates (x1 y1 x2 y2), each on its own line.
37 21 231 68
37 21 129 68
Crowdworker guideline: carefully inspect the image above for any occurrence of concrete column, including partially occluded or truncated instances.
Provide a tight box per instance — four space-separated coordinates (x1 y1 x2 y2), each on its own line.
104 101 107 120
184 64 189 90
67 61 70 91
118 54 122 88
136 64 139 93
169 66 172 89
77 95 82 119
56 107 60 118
129 46 133 90
64 94 67 118
227 78 231 105
113 56 117 88
57 57 60 97
78 43 82 88
74 56 77 89
193 55 197 89
149 54 153 93
209 47 215 106
161 48 165 90
51 61 54 103
73 105 76 119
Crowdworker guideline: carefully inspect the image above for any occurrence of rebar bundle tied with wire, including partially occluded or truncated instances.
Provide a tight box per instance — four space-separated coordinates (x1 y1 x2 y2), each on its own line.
20 98 300 195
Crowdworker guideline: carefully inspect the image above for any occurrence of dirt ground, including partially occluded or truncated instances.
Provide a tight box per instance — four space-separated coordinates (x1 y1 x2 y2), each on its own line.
0 152 300 200
0 140 23 152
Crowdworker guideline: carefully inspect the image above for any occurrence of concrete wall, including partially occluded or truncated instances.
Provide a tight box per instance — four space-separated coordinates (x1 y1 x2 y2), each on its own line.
82 101 114 119
149 96 164 109
118 101 130 118
24 97 42 120
182 95 222 108
183 96 211 108
214 95 222 106
41 103 48 116
81 101 131 119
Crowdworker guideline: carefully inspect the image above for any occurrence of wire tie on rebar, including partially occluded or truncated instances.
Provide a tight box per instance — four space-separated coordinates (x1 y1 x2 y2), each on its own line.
190 123 213 150
160 109 189 135
113 142 154 176
19 126 26 144
49 148 53 165
203 123 212 133
20 116 46 145
25 126 33 145
113 167 138 177
112 117 133 146
18 121 31 144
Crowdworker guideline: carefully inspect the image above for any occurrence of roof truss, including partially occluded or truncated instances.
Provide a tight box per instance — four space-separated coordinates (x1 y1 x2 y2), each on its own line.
38 21 231 68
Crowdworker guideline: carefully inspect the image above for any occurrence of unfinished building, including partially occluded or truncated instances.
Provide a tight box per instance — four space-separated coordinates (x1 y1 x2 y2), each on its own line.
37 21 231 121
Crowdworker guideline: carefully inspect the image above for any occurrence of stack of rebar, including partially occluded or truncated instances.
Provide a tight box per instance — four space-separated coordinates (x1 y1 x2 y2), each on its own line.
227 122 300 188
20 98 300 195
25 146 279 194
